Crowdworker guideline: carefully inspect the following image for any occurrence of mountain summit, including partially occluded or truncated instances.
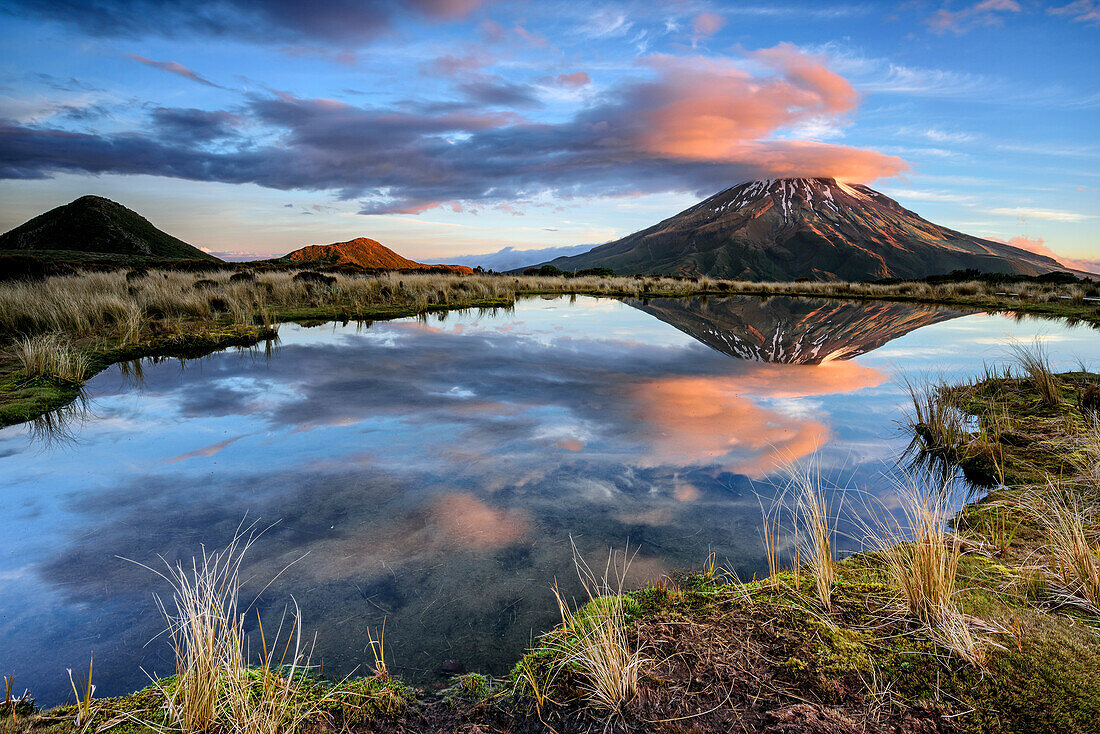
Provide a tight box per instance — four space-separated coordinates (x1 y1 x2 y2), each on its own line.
542 178 1069 281
0 195 218 262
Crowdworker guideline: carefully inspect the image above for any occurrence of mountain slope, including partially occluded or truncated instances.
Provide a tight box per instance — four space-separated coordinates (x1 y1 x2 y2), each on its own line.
544 178 1069 281
628 295 964 364
0 195 218 261
283 237 473 274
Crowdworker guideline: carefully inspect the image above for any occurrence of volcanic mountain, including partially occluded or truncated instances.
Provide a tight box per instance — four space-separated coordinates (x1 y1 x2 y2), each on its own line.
629 295 965 364
543 178 1070 281
0 195 218 262
283 237 473 274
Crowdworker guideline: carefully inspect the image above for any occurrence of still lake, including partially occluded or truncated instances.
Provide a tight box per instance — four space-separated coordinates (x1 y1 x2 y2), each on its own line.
2 294 1099 706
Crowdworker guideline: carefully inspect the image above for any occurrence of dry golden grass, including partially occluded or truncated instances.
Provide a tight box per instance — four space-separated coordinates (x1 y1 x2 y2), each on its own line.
141 534 250 733
863 473 985 665
219 603 325 734
547 541 648 714
1 269 1092 346
13 333 89 382
1027 485 1100 613
66 654 95 732
902 376 970 457
122 528 328 734
780 460 840 611
1008 339 1063 407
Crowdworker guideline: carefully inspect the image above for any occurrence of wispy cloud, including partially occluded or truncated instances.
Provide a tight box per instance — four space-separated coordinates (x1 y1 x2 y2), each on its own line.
126 54 224 88
926 0 1022 35
881 188 977 205
582 10 633 38
1050 1 1100 26
988 206 1093 222
167 435 247 463
719 4 874 19
808 43 988 97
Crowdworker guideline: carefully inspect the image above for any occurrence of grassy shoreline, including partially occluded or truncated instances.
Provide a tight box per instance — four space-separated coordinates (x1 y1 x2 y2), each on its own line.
1 269 1098 430
4 344 1100 730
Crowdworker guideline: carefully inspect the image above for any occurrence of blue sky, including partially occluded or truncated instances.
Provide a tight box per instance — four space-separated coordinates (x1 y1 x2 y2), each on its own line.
0 0 1096 267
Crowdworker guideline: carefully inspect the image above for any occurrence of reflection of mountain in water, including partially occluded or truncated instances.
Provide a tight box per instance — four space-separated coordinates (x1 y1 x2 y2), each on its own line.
628 296 967 364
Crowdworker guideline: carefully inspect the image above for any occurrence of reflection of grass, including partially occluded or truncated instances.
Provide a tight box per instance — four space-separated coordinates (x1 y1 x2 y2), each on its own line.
903 376 969 461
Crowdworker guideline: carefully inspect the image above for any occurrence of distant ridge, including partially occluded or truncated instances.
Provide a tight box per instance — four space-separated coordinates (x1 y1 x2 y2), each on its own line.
543 178 1074 281
0 195 218 262
282 237 473 274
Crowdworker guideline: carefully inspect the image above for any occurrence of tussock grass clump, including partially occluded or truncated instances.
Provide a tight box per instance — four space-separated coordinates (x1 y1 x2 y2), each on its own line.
782 460 841 611
546 542 648 713
1008 339 1062 407
903 376 969 458
864 474 984 665
126 528 327 734
219 604 325 734
1028 485 1100 613
66 654 95 731
135 534 252 732
13 333 89 383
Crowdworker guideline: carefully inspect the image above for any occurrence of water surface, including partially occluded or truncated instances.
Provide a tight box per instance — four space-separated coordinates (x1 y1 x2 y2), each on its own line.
2 295 1098 705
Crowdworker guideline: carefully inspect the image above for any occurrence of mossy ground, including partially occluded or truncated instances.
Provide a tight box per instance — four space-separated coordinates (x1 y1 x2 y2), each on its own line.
0 322 276 429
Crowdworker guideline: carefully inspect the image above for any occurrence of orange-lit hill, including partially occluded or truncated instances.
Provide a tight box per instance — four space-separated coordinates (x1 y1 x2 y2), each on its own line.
284 237 473 274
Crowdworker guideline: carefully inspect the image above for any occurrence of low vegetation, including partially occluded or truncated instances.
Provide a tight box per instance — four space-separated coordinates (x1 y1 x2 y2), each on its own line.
1 266 1097 429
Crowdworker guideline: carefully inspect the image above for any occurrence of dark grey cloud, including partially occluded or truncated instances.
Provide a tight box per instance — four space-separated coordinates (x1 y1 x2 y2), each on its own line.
0 95 741 210
0 48 906 212
455 79 542 107
3 0 490 45
151 107 241 142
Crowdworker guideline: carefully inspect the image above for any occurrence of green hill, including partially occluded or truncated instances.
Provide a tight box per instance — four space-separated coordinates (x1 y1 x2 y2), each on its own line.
0 195 219 262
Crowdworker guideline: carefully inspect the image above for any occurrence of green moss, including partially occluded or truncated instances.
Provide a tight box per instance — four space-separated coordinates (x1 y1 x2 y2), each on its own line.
0 374 82 426
323 675 414 723
506 648 562 703
442 673 491 704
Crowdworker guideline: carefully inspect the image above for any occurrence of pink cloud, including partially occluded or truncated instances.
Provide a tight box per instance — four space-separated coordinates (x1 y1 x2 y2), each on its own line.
692 12 726 36
1001 235 1100 275
624 46 906 181
407 0 487 19
927 0 1022 34
167 435 246 463
126 54 223 88
431 493 530 549
424 53 489 77
550 71 591 88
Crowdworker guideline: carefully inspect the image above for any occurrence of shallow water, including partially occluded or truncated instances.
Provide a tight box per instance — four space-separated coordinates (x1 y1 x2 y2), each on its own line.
2 295 1098 706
